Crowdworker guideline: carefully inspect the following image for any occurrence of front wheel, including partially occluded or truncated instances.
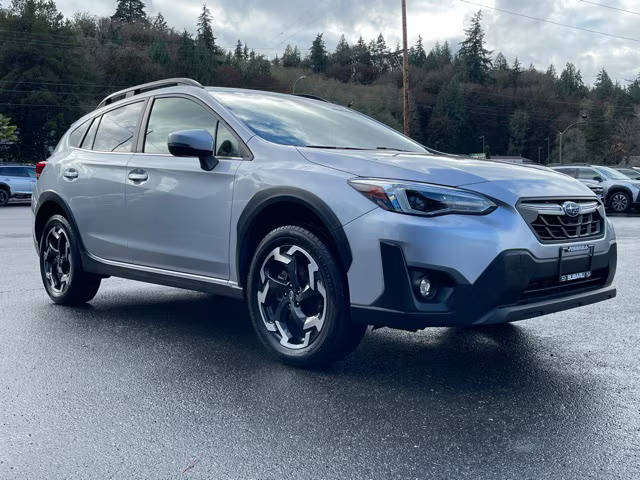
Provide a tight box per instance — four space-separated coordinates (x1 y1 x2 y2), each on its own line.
247 226 366 367
608 191 631 213
0 189 9 206
39 215 101 305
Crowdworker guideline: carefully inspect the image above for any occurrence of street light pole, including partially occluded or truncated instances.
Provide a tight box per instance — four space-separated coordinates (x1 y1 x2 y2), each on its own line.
401 0 410 136
292 75 307 94
559 115 588 165
479 135 485 155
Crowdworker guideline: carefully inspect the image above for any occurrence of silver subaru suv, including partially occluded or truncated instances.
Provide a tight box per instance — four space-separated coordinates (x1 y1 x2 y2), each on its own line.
32 79 617 366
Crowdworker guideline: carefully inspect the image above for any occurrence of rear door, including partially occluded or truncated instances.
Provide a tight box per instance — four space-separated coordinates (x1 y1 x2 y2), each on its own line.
61 100 146 262
124 95 248 279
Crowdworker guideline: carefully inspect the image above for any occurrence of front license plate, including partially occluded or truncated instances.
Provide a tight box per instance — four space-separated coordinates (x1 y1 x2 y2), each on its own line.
558 245 595 283
560 271 592 283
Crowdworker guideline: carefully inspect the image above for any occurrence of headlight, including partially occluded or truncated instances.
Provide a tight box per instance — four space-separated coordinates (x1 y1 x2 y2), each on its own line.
348 178 497 217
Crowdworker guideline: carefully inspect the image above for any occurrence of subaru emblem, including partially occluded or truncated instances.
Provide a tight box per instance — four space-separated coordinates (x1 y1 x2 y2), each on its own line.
562 201 581 217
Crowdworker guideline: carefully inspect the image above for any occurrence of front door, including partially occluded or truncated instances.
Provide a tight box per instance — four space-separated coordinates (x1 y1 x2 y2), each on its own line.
125 96 247 279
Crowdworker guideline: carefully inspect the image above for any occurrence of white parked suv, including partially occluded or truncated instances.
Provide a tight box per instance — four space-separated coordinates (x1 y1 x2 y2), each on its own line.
32 79 617 366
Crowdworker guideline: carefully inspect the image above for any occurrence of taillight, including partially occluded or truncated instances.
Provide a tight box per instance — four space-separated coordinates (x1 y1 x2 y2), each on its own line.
36 161 47 179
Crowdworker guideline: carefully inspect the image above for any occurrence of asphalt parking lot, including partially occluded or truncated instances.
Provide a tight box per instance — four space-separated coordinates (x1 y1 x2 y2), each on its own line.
0 204 638 479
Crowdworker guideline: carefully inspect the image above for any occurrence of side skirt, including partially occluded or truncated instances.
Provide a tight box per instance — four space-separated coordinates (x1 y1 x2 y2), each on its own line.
82 253 245 300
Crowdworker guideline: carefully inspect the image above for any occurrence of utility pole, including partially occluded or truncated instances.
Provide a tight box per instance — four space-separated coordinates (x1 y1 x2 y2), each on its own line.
545 137 550 163
401 0 409 136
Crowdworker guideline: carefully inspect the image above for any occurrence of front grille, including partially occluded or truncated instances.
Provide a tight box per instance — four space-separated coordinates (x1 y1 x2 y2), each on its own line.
519 199 605 243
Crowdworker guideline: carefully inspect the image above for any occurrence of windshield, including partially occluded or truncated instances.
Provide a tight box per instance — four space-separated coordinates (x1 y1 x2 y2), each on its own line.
210 90 427 153
594 166 633 180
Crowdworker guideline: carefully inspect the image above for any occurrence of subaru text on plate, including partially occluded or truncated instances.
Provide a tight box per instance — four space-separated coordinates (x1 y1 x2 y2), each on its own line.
32 79 617 367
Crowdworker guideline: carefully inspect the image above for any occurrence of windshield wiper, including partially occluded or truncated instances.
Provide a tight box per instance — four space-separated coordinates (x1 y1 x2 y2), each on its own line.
305 145 367 150
375 147 411 152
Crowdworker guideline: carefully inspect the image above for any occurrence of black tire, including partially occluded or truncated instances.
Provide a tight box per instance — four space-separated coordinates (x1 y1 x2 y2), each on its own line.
608 191 631 213
247 225 366 367
39 215 101 305
0 188 9 206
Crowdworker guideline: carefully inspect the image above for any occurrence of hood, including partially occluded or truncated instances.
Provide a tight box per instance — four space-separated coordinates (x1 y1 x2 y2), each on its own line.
298 148 595 205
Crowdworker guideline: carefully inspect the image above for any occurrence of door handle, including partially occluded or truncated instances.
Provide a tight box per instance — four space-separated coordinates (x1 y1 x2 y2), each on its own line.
63 168 78 180
128 169 148 183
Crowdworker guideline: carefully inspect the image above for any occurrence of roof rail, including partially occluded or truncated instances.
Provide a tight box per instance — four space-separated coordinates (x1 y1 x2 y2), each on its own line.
97 78 204 108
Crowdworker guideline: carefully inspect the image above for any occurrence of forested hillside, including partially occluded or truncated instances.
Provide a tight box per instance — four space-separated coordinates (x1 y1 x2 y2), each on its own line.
1 0 639 164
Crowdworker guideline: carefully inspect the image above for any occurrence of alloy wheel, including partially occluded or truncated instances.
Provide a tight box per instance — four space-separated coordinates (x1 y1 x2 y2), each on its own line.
610 193 629 212
0 190 8 205
257 245 327 350
42 225 72 294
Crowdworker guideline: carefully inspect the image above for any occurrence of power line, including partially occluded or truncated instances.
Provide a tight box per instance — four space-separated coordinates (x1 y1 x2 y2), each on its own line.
578 0 640 16
459 0 640 43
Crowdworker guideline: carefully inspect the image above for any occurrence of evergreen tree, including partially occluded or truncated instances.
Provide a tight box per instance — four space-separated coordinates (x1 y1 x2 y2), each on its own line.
309 33 328 73
352 36 371 65
546 64 557 79
0 0 95 160
457 11 492 83
511 57 522 86
594 68 614 100
585 103 612 161
175 30 196 77
409 35 427 67
334 34 351 66
234 40 244 63
282 44 301 67
112 0 147 23
559 63 586 97
508 110 530 155
197 3 216 52
149 38 169 65
152 12 167 32
371 33 389 73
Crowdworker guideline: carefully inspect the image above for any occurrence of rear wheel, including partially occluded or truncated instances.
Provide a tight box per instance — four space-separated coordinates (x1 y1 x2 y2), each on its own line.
0 189 8 206
39 215 101 305
608 191 631 213
247 226 366 367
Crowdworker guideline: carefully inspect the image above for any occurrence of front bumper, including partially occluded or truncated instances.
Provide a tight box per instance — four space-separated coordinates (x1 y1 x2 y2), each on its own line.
351 242 617 330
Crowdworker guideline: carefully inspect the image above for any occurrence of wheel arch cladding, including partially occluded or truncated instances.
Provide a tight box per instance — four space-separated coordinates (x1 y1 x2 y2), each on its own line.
34 191 84 250
236 187 353 288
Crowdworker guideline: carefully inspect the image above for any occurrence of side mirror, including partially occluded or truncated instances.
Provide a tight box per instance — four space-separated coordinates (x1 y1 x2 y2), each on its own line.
593 176 604 182
168 129 218 171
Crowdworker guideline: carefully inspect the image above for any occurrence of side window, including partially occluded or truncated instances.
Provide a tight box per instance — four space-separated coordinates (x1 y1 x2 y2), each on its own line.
12 167 29 178
144 97 217 154
0 167 7 176
68 119 92 148
215 123 242 158
26 168 36 178
81 117 99 149
555 168 574 178
93 101 144 153
578 168 599 180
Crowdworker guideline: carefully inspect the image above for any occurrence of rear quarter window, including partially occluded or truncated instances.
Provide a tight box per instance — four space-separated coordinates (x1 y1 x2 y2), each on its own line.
68 119 92 148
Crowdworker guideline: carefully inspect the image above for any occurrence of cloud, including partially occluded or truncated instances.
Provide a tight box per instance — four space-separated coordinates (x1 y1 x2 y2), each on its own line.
53 0 640 85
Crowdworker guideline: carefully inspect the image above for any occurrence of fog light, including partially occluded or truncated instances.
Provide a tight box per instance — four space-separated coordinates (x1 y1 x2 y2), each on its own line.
418 277 432 298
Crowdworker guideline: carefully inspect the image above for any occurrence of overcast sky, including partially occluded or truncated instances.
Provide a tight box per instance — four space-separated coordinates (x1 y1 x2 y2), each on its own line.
55 0 640 85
